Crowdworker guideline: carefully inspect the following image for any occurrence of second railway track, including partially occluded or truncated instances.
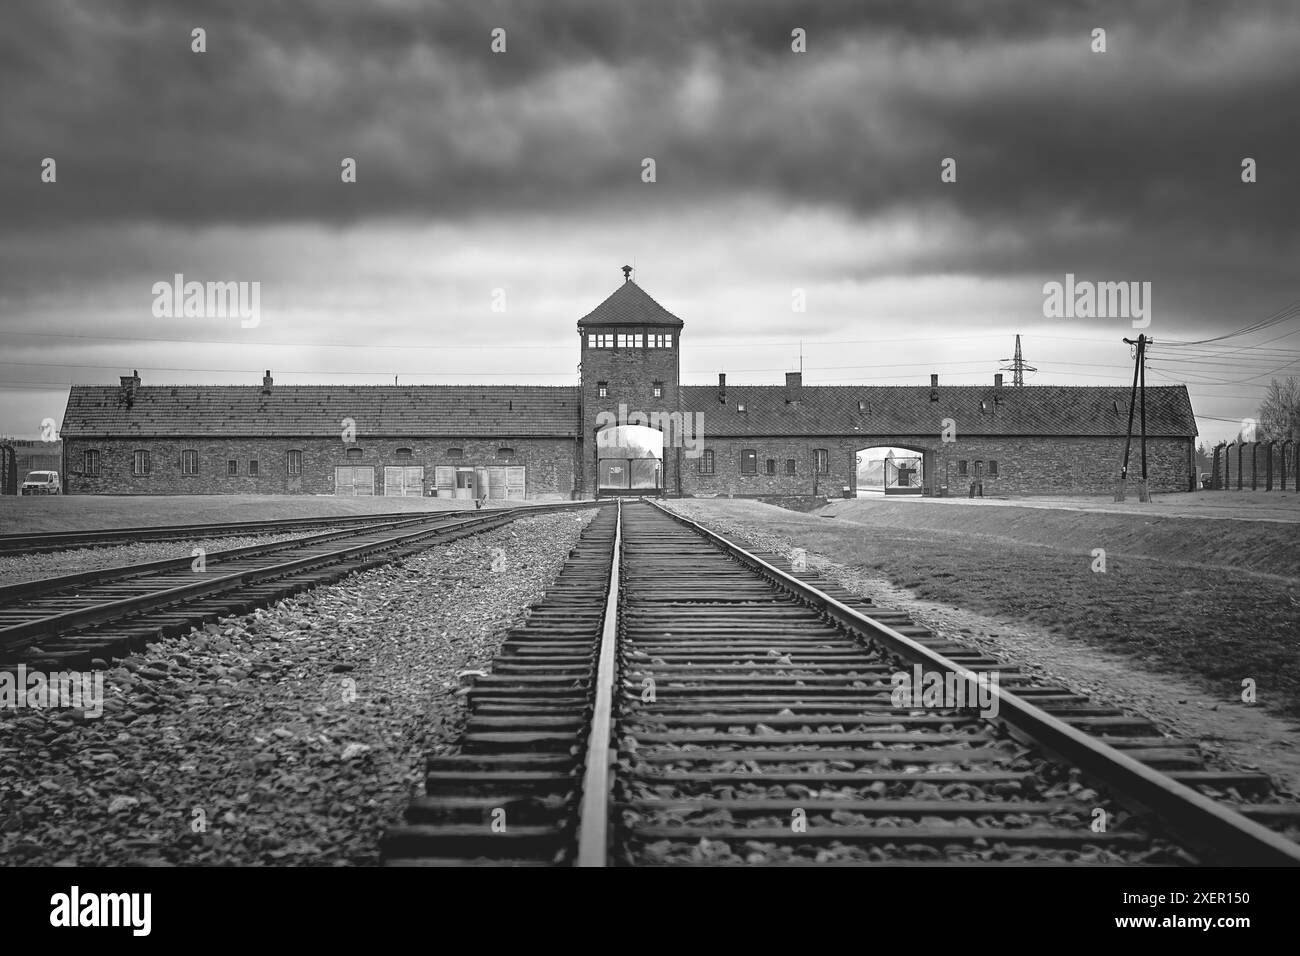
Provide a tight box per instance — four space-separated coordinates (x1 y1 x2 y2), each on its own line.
383 499 1300 867
0 501 606 668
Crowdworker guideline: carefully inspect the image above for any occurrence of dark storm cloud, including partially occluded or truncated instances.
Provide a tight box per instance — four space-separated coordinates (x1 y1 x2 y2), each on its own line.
3 0 1297 240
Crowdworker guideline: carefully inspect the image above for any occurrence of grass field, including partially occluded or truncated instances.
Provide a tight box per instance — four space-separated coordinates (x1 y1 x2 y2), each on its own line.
672 498 1300 718
0 493 571 533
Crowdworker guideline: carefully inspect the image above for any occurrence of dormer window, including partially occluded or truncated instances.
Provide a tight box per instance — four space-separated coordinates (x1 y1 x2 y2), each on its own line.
980 400 989 413
858 400 866 412
737 403 747 413
598 381 608 398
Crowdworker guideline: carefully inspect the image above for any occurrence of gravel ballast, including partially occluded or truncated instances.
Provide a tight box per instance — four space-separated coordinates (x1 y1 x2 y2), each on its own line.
0 509 597 866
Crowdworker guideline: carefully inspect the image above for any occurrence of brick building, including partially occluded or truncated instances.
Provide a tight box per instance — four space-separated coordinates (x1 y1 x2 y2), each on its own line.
59 271 1198 498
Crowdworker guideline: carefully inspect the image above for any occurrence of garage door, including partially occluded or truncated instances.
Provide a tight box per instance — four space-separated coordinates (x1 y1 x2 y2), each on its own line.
484 466 526 499
383 466 424 497
334 466 375 496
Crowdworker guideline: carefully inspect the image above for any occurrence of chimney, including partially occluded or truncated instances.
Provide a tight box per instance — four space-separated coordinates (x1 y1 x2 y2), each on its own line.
718 372 726 404
119 369 140 407
785 371 802 403
929 372 938 403
994 373 1003 388
262 369 273 396
930 373 939 387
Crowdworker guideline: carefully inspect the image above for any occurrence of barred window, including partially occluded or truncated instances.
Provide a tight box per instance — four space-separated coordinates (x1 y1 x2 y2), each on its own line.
83 450 100 476
597 381 608 398
814 449 829 474
249 459 259 476
497 447 514 458
447 447 463 459
345 448 363 461
785 459 796 475
741 450 757 475
395 448 413 460
227 459 238 476
133 450 150 476
288 450 303 475
957 460 968 477
699 449 715 475
765 458 776 475
181 449 198 475
988 460 999 477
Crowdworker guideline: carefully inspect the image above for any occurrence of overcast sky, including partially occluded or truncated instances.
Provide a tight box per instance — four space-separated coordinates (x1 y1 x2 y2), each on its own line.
2 0 1297 444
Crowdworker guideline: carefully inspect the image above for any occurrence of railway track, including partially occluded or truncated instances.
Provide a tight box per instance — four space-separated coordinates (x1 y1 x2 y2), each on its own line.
382 499 1300 867
0 501 606 669
0 506 538 556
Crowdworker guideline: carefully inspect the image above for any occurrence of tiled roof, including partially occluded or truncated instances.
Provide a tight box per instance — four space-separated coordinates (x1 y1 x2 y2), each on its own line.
62 385 580 438
577 280 684 329
680 384 1197 438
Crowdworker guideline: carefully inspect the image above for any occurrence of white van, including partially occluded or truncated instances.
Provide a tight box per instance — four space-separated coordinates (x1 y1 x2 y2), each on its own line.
20 471 61 495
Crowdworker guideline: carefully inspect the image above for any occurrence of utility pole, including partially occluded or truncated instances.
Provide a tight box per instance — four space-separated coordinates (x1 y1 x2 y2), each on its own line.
1116 333 1152 502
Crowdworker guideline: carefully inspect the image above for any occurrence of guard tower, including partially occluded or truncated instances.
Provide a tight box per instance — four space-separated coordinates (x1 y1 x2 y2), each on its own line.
576 266 684 496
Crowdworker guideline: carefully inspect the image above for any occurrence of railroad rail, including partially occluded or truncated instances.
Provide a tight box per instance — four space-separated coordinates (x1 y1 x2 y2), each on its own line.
0 500 608 668
0 504 552 556
383 499 1300 867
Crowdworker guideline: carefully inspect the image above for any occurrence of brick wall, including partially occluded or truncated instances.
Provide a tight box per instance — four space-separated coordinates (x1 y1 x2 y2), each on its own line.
62 436 576 497
578 329 681 495
681 434 1194 497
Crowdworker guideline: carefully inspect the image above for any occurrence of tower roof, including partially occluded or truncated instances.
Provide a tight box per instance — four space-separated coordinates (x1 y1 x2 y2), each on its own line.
577 279 684 329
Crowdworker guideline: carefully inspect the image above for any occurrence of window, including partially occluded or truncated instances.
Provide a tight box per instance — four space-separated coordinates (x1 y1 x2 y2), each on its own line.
227 459 238 476
858 400 867 413
814 449 829 475
133 450 150 476
395 448 413 460
785 459 796 475
588 333 614 348
988 460 999 477
345 448 363 461
597 381 608 398
741 450 757 475
980 400 989 413
700 449 715 475
249 459 260 476
447 447 464 459
652 381 663 398
497 447 514 458
957 460 968 477
288 450 303 475
83 450 100 476
765 459 776 475
181 450 198 475
737 403 747 413
648 333 673 349
616 333 643 348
